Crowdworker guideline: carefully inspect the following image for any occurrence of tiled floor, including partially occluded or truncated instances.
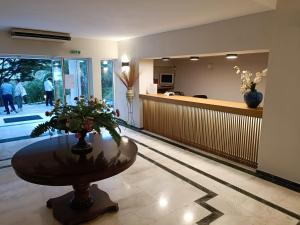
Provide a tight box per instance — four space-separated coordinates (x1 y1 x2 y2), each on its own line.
0 104 51 140
0 127 299 225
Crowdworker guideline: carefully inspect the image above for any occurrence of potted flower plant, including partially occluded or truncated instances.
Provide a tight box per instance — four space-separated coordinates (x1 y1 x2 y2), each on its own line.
234 66 267 108
31 96 122 154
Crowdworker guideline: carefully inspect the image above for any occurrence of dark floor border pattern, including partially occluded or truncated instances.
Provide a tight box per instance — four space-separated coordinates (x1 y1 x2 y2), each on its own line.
0 165 12 170
127 136 300 221
0 157 12 161
256 170 300 192
0 134 299 222
0 133 48 144
126 126 300 193
138 152 223 225
0 155 221 224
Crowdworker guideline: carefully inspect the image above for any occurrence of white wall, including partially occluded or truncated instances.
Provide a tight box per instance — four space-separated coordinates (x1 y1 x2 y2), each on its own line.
0 31 118 98
113 60 129 123
258 0 300 183
169 53 268 103
138 59 154 127
118 11 273 59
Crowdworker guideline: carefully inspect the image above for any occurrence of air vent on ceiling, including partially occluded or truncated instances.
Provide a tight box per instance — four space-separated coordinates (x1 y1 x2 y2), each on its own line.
11 28 71 42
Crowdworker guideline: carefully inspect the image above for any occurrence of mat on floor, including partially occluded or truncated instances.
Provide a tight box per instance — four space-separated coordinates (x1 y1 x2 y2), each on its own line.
3 115 43 123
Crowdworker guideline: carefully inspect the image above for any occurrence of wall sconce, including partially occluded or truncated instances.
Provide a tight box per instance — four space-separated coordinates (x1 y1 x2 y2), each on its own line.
121 54 130 73
121 62 130 73
121 62 129 67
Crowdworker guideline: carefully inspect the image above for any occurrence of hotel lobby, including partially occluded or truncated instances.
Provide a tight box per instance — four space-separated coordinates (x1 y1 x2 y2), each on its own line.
0 1 299 225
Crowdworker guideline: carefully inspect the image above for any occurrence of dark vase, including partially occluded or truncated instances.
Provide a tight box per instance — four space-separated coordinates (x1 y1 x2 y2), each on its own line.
244 87 263 108
71 130 93 155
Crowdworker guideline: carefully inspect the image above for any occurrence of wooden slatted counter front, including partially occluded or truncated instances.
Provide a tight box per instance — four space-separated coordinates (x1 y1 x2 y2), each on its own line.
140 94 263 168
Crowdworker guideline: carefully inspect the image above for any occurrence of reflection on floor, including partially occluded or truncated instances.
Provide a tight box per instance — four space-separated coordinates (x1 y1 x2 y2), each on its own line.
0 128 299 225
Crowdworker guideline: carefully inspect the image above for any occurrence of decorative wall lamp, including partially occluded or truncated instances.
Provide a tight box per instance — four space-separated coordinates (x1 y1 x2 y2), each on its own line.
121 54 130 73
121 62 129 67
118 58 139 126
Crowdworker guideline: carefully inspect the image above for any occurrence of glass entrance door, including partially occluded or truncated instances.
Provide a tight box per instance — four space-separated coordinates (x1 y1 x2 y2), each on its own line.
63 59 89 105
0 57 90 141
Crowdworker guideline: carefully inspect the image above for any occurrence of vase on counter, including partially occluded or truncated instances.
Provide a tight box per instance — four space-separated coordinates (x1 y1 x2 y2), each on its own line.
243 84 263 108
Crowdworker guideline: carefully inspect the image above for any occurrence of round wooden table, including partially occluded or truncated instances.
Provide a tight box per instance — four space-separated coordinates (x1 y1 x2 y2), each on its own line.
11 134 137 225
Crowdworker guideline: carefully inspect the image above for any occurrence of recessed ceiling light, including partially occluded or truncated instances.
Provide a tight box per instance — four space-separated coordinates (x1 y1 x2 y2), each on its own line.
226 54 238 59
161 57 171 61
189 56 200 61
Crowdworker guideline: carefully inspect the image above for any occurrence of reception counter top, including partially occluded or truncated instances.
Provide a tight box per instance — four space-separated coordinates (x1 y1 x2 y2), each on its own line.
140 93 263 168
139 94 263 118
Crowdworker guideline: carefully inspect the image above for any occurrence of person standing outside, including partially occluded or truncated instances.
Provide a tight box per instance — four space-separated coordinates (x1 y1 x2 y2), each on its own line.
44 77 54 106
15 79 27 112
1 78 17 114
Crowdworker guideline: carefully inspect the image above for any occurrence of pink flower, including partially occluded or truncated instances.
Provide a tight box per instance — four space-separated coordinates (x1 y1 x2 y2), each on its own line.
116 109 120 117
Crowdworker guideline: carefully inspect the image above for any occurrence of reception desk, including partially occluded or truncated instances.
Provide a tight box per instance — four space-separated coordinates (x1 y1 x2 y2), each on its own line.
140 94 263 168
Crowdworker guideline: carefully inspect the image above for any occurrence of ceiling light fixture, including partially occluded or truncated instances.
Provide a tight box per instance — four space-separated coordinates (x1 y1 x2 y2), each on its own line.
189 56 200 61
161 57 171 61
226 54 238 59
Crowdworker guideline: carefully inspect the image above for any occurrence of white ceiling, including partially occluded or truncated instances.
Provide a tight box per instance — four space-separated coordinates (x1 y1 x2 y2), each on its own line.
0 0 276 40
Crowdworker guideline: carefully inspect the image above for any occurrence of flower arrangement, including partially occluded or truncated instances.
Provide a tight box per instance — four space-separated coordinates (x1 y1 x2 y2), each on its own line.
117 60 139 89
234 66 267 94
31 96 122 145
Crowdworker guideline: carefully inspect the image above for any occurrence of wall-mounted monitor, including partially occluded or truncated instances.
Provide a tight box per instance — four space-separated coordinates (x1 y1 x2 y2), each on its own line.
159 73 174 87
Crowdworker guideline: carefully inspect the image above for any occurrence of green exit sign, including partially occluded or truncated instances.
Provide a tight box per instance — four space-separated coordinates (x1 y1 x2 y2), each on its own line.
70 50 81 55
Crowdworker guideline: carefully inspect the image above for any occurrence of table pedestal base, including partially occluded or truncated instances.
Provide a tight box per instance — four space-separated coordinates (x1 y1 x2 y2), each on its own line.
47 184 118 225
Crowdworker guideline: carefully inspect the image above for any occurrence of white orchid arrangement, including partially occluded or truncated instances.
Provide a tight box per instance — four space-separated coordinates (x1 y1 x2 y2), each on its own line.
234 66 267 94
